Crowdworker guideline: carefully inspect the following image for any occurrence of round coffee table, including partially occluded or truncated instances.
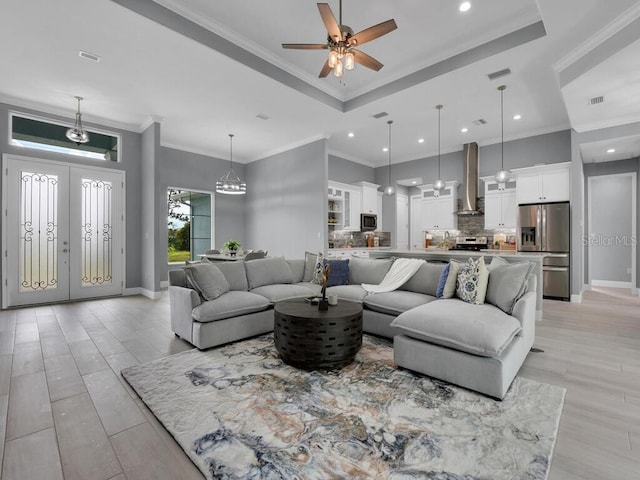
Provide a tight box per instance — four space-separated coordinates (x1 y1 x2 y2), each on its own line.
274 298 363 370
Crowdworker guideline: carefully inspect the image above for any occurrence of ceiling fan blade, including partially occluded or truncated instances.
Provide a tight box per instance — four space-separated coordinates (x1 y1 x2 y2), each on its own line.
319 59 332 78
282 43 328 50
318 3 342 42
349 19 397 46
352 49 384 71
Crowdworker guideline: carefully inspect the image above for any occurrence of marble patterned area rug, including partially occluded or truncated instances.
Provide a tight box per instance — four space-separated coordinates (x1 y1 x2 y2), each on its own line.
122 335 565 480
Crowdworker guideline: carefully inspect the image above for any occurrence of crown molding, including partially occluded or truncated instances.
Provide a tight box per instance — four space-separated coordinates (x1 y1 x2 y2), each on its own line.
327 149 374 167
570 113 640 134
249 134 329 163
554 2 640 73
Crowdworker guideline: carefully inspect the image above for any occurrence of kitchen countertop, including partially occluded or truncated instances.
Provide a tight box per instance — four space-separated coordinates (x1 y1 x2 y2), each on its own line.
400 248 549 259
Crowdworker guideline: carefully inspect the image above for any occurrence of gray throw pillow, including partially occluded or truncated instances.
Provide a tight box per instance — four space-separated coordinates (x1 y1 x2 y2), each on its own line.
184 263 230 301
400 262 446 296
349 257 394 285
488 255 509 271
486 261 534 314
303 251 320 282
245 257 295 290
214 261 249 291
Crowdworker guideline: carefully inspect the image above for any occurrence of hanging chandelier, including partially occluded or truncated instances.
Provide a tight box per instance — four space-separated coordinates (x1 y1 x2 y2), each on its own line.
433 104 445 191
383 120 395 196
495 85 511 184
216 134 246 195
66 96 89 145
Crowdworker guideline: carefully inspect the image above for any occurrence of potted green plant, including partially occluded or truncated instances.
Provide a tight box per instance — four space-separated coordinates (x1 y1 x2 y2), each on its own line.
224 239 241 257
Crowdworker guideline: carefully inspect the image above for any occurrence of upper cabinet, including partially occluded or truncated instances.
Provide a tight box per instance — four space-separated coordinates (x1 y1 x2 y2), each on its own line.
419 181 458 231
329 181 361 230
481 177 517 229
513 162 571 204
353 182 381 215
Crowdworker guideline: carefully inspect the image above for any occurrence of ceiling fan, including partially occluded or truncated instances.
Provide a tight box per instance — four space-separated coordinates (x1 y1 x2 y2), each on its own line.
282 1 397 78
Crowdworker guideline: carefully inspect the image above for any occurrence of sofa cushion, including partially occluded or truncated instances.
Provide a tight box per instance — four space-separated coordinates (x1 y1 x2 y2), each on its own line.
486 261 534 314
245 257 294 290
297 282 322 296
184 263 230 301
455 257 489 305
349 256 394 285
303 251 320 282
191 291 270 323
325 259 350 287
325 285 368 303
400 262 446 296
250 283 318 304
390 299 521 357
364 291 437 316
442 260 462 298
214 261 249 291
287 259 305 283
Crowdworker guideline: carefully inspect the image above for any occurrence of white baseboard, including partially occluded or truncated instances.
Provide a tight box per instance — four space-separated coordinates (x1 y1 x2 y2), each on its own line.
160 280 169 289
571 291 583 303
591 280 632 288
633 287 639 296
124 287 162 300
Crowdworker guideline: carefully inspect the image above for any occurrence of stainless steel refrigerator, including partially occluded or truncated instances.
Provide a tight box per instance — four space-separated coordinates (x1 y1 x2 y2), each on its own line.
517 202 570 300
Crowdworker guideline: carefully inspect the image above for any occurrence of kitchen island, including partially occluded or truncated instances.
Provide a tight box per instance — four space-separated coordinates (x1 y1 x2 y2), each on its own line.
369 249 546 320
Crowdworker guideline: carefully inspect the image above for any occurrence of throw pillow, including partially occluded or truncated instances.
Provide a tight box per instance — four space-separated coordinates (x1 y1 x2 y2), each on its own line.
436 263 450 298
183 263 230 301
245 257 294 290
441 260 462 299
486 261 534 314
303 251 319 282
488 255 509 271
455 257 489 305
349 256 394 285
311 252 325 285
325 259 350 287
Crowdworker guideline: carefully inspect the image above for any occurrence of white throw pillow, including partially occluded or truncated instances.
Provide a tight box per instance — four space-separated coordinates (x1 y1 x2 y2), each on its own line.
441 260 462 298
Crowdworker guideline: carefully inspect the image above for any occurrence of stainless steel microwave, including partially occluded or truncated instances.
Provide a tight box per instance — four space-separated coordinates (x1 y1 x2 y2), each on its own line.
360 213 377 231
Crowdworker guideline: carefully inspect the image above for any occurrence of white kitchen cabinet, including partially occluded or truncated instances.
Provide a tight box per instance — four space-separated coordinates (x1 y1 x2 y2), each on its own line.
481 177 517 229
329 181 363 230
513 163 570 204
354 182 380 214
377 191 383 228
342 188 361 229
419 182 458 230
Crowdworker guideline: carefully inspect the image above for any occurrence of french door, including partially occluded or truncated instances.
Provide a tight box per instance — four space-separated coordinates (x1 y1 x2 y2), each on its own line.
3 155 124 307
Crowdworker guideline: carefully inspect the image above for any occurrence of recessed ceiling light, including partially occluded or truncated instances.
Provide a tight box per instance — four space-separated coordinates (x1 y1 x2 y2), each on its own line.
382 147 389 152
459 2 471 12
418 138 425 143
461 127 468 133
412 181 417 184
348 132 354 137
607 148 616 153
513 114 522 120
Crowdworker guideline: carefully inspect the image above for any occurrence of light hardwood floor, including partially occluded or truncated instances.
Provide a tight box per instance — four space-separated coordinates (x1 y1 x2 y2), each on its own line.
0 288 638 479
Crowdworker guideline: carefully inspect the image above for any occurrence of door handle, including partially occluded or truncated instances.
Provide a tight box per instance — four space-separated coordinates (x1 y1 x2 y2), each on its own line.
543 266 568 272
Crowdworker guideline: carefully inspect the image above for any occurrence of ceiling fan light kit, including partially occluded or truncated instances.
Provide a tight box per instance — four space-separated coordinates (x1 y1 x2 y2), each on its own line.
282 1 397 78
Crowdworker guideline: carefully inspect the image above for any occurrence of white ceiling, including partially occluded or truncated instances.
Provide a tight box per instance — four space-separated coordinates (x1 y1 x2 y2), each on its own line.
1 0 639 166
580 134 640 163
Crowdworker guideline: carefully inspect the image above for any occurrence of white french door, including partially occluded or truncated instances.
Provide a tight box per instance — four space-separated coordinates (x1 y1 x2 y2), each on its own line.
3 155 124 307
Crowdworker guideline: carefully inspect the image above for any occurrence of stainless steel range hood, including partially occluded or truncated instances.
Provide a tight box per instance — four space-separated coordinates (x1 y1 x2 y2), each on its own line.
457 142 481 215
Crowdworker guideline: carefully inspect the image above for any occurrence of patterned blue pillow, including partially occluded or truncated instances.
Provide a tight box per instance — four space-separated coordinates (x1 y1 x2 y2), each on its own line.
325 259 350 287
436 263 450 298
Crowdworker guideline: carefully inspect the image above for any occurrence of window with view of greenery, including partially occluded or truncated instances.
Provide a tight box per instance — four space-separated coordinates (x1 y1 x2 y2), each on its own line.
168 189 213 262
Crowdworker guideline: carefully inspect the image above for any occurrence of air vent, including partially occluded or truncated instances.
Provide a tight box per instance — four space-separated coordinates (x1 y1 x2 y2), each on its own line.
78 50 101 62
487 68 511 80
472 119 488 126
589 96 604 105
256 113 271 120
372 111 389 119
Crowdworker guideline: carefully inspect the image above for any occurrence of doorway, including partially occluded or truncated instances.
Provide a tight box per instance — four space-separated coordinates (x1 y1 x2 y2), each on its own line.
587 172 637 293
2 155 125 307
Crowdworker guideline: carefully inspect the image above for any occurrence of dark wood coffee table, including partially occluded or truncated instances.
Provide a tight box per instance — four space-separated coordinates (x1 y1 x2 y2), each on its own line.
274 298 363 370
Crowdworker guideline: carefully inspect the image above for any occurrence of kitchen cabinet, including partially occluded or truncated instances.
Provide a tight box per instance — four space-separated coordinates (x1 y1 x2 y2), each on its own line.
342 188 361 229
481 177 517 229
354 181 380 214
327 249 370 259
419 182 458 230
329 181 362 230
513 163 570 204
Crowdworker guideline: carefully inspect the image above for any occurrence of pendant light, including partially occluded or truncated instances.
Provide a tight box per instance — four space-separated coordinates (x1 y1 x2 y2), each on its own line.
433 104 445 191
66 96 89 145
216 134 247 195
495 85 511 184
383 120 395 196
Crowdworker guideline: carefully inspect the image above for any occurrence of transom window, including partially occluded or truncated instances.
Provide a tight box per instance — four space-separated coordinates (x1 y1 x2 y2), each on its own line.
10 112 120 162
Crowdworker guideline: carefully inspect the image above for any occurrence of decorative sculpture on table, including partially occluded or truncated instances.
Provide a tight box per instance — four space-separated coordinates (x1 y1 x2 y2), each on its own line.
319 262 330 310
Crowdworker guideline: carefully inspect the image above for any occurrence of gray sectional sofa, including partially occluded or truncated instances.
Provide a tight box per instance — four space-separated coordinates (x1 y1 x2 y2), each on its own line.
168 255 536 399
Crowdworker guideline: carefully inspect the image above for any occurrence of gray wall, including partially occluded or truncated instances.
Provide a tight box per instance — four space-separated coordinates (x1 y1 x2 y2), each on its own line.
583 158 639 287
245 139 327 258
328 155 375 184
0 101 144 298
